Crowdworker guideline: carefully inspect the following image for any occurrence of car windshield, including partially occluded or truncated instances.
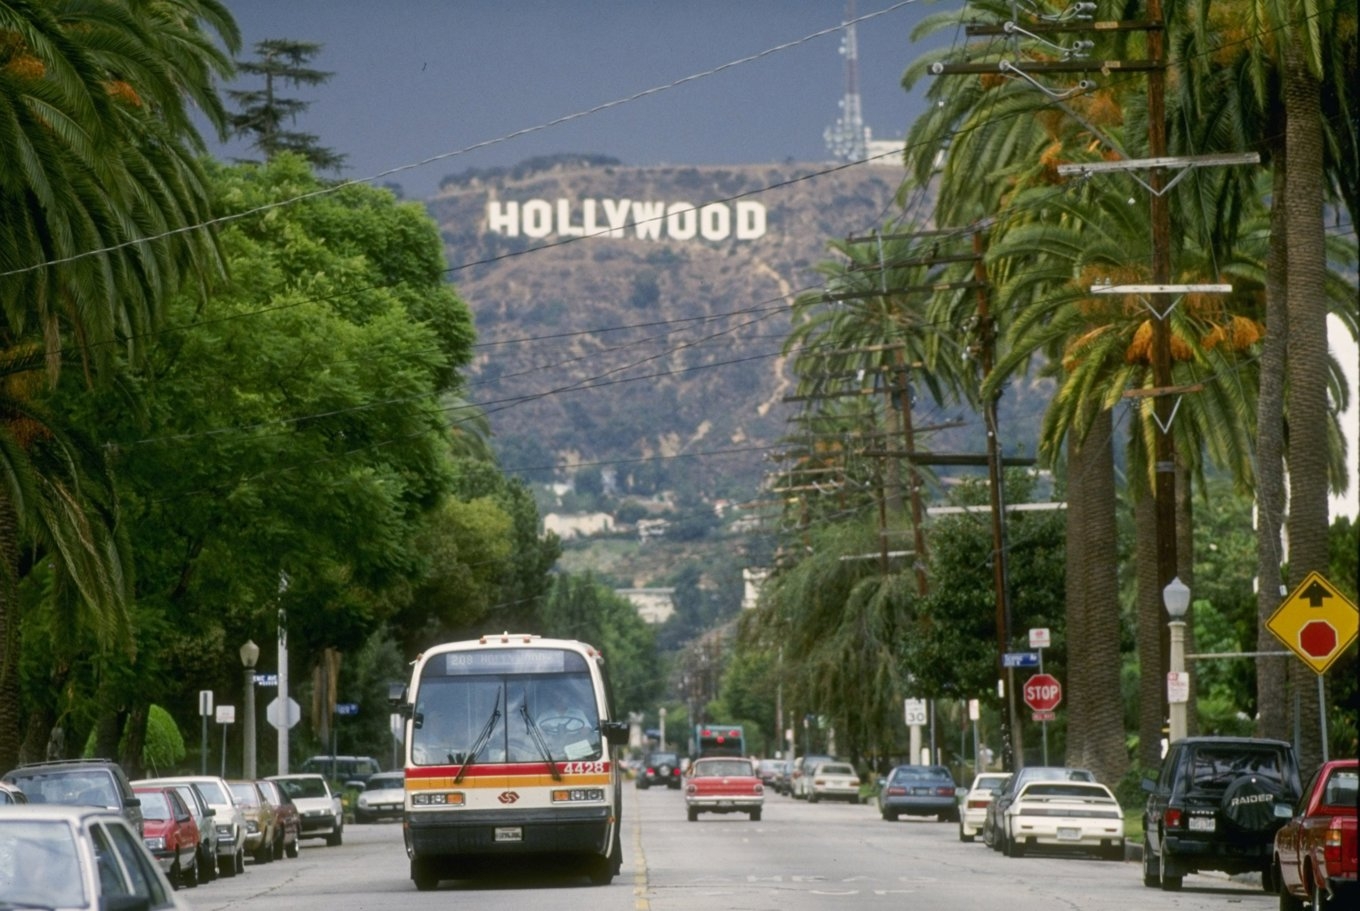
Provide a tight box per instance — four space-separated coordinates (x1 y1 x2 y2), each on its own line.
8 770 117 808
1021 783 1113 800
191 780 229 804
229 783 260 808
275 777 328 799
367 774 404 790
695 760 753 777
819 764 855 775
0 819 87 907
892 766 950 783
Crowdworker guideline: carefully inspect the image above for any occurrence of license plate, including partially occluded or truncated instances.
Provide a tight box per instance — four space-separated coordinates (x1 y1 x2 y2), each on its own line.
1189 817 1216 832
1058 827 1081 841
493 827 523 843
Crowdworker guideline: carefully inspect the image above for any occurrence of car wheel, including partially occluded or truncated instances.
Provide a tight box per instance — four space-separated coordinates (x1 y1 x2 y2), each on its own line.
217 854 235 878
286 837 299 859
1221 775 1283 833
687 807 699 822
273 832 284 860
882 809 898 822
1004 824 1025 858
198 846 214 884
169 857 182 889
1158 842 1182 891
809 792 819 804
235 848 246 875
1142 837 1159 887
411 856 439 891
959 824 974 843
750 809 761 822
182 853 198 889
326 827 343 847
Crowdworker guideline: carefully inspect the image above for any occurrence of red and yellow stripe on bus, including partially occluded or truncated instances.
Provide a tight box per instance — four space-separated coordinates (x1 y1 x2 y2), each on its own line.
406 761 612 810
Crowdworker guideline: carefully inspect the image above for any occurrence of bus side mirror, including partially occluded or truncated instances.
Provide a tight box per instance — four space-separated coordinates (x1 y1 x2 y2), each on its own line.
602 721 629 746
388 683 409 711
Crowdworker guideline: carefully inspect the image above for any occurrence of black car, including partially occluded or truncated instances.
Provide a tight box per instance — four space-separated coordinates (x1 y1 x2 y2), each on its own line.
2 758 144 835
1141 736 1301 892
636 751 683 789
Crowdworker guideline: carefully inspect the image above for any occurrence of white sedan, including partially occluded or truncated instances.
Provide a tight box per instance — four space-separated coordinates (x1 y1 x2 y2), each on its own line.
959 771 1011 842
808 762 861 803
1001 780 1125 860
0 805 187 911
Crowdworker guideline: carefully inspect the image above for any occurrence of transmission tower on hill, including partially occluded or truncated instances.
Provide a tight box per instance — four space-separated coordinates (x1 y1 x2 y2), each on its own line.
824 1 870 162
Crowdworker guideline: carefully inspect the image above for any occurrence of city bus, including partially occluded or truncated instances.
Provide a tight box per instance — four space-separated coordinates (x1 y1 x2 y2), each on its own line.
694 723 746 757
388 633 630 889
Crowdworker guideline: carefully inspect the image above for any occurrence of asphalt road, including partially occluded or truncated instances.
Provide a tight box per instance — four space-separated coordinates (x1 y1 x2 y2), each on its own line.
187 783 1276 911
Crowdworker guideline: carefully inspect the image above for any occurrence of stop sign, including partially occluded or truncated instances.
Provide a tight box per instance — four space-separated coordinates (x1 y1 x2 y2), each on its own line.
1023 673 1063 712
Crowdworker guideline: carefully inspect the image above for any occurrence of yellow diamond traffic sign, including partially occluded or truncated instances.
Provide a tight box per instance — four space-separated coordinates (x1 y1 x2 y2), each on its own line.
1266 571 1358 674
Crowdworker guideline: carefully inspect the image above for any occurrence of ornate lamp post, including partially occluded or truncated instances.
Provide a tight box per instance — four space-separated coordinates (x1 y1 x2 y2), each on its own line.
1163 577 1191 744
240 639 260 778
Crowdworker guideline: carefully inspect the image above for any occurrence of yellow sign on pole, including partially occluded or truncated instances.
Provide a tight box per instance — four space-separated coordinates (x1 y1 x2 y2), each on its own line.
1266 572 1359 675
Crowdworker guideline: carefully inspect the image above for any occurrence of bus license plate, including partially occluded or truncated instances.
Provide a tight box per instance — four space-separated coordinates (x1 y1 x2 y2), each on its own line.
494 827 523 843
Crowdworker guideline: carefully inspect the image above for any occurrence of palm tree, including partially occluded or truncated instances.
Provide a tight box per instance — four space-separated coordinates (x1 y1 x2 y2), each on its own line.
0 0 239 770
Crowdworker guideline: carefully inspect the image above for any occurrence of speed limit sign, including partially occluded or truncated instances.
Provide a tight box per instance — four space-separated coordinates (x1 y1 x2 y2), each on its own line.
904 698 928 727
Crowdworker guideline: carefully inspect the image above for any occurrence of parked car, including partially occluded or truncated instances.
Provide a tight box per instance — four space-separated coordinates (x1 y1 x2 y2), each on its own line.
134 778 218 885
298 755 382 788
877 764 960 822
354 770 405 823
267 773 343 846
807 761 861 803
139 775 245 877
256 779 301 859
636 751 683 790
791 754 837 800
0 780 28 804
1141 735 1300 892
985 766 1094 852
1000 779 1125 860
0 804 188 911
772 759 794 796
2 758 144 835
959 772 1011 842
684 756 764 821
1274 757 1357 910
756 758 786 791
227 779 279 864
133 785 201 888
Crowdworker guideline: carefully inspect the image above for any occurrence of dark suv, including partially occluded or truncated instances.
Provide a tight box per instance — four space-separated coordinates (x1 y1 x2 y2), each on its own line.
636 751 682 789
1141 736 1301 892
2 758 144 835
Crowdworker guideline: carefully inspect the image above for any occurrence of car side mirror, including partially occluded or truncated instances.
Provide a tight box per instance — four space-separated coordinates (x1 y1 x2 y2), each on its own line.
1141 777 1156 793
204 808 215 817
1274 803 1294 819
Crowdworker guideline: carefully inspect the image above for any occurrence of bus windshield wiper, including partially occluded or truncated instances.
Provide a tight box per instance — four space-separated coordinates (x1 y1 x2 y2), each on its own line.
454 691 502 784
519 703 563 781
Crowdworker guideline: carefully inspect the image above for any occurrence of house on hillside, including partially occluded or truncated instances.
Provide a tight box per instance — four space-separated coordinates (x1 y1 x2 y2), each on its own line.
543 511 614 540
615 588 676 625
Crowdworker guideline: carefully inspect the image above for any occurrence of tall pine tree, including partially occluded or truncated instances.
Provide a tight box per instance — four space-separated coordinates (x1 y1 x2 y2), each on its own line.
228 39 345 172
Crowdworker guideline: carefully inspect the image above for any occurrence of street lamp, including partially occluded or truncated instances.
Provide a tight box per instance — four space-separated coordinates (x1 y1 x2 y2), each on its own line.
240 639 260 779
1163 577 1191 745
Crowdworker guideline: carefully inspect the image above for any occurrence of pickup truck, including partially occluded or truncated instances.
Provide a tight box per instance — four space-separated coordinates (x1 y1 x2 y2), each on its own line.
1274 758 1358 910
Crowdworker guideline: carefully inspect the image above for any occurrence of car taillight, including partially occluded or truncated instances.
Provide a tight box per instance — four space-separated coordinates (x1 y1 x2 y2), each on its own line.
887 786 907 796
1165 808 1183 829
968 799 990 809
935 787 954 797
1325 819 1343 865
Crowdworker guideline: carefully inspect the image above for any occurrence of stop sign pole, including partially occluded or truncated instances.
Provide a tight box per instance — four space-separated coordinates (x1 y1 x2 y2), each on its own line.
1029 629 1052 765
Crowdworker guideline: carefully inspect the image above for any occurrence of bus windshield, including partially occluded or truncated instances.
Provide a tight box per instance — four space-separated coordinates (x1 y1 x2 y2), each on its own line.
411 648 602 767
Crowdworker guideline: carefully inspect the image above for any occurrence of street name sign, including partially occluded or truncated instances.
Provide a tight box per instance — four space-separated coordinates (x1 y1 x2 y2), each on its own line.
1003 652 1039 668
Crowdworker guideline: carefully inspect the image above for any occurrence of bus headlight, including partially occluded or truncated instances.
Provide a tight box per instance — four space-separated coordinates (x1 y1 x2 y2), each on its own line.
411 791 465 807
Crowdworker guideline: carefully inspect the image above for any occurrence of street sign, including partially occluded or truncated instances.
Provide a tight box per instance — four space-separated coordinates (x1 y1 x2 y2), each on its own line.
1266 571 1358 674
1029 628 1051 649
198 690 213 717
215 705 235 724
904 698 928 727
1031 711 1056 722
335 702 360 717
1167 671 1191 705
1022 673 1062 713
1003 651 1039 668
254 673 278 687
266 696 301 730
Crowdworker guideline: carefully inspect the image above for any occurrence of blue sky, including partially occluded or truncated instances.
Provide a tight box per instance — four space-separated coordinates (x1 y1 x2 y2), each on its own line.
210 1 944 200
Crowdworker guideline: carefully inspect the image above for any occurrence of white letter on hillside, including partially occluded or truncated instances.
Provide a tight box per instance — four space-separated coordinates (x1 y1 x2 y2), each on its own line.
735 201 766 239
522 200 553 238
556 199 584 237
601 199 631 238
487 200 519 237
666 203 697 240
699 203 731 241
632 201 665 240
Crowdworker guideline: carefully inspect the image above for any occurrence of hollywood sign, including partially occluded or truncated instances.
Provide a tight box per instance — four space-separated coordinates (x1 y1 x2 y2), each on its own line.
486 198 767 242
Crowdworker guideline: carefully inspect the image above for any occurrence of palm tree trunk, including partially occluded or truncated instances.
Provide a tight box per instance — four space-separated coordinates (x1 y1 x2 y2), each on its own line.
0 493 22 773
1135 483 1165 770
1256 161 1290 743
1064 410 1128 786
1282 35 1329 771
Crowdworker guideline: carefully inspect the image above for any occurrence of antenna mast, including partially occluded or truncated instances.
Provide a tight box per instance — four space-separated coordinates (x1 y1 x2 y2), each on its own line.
825 0 870 161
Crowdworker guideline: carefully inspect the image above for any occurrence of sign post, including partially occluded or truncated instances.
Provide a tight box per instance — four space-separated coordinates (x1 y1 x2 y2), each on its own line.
198 691 213 775
215 705 235 778
1029 629 1051 764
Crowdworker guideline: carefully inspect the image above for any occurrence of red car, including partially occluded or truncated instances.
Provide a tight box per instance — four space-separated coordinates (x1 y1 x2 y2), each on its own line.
258 778 302 859
1274 758 1358 910
134 785 202 888
684 756 764 822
